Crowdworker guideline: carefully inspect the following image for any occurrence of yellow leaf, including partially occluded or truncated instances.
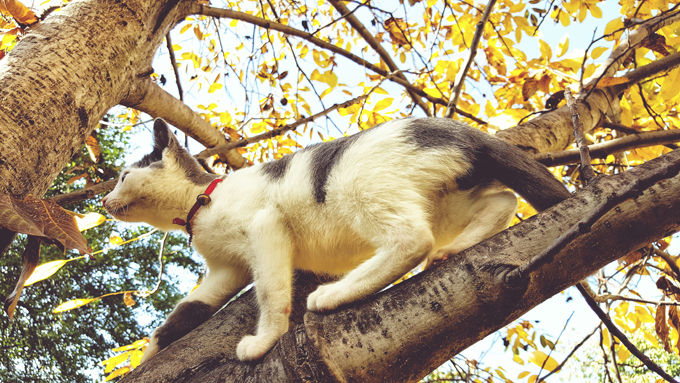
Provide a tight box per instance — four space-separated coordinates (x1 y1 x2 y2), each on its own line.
644 331 659 347
528 375 538 383
110 233 123 246
589 4 602 18
105 367 131 381
518 371 530 379
53 298 99 313
399 52 406 63
74 212 107 232
112 338 149 353
180 24 192 34
512 354 524 365
373 98 394 112
557 34 569 57
604 18 624 41
24 259 71 286
528 350 558 372
229 19 237 27
103 351 130 373
539 39 552 61
130 350 144 368
172 44 182 51
618 344 631 362
208 83 222 93
591 46 608 59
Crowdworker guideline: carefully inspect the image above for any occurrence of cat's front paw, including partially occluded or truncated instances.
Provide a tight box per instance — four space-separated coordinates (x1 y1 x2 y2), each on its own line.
307 284 344 312
236 334 278 361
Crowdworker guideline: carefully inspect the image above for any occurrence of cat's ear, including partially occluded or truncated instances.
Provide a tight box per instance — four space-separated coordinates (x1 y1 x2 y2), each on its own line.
153 119 182 153
132 119 184 168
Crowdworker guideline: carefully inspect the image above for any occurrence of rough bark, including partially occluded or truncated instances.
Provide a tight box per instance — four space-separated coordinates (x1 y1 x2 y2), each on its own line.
123 149 680 383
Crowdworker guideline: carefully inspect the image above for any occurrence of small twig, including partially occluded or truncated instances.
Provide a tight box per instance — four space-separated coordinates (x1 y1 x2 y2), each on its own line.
579 280 680 306
505 153 680 287
538 325 599 381
165 34 184 102
564 87 596 183
135 232 168 298
196 73 399 160
577 283 679 383
445 0 497 118
654 248 680 279
537 311 573 378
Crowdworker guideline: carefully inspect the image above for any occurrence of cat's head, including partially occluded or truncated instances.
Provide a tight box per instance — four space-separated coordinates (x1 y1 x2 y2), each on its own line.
102 119 217 230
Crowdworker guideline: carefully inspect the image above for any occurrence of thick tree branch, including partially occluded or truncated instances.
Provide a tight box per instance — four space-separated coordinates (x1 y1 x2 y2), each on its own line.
534 129 680 167
611 50 680 95
505 150 680 287
445 0 496 118
327 0 431 116
192 4 489 124
121 77 246 169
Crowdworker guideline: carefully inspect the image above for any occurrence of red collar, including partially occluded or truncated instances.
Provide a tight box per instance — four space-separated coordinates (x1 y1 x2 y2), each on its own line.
173 178 223 244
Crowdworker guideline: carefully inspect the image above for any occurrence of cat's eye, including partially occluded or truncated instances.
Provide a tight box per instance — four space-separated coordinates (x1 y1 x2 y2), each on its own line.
121 172 129 183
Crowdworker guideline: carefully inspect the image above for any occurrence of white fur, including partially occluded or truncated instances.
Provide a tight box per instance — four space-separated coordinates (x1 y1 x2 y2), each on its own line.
104 119 519 362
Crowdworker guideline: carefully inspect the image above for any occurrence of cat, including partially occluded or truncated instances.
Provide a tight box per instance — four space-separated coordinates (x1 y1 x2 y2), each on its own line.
102 118 570 363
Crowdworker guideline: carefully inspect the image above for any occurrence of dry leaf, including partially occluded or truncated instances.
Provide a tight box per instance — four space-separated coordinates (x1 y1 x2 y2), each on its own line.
0 194 91 254
123 292 135 307
522 79 538 100
656 305 671 353
4 236 40 319
384 17 410 46
85 134 101 163
1 0 38 25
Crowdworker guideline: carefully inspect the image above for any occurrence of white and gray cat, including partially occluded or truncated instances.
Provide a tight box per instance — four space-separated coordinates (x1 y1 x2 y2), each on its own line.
102 118 570 363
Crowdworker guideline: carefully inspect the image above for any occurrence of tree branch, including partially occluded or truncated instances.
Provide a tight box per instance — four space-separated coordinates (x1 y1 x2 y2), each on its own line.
327 0 431 116
611 50 680 95
584 8 680 97
121 77 246 169
505 150 680 287
576 283 679 383
48 179 118 206
445 0 496 118
196 91 373 161
534 129 680 167
165 34 184 102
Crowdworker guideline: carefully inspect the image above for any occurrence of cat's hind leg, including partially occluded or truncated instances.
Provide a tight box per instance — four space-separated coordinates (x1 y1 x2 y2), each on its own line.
425 190 517 269
141 265 251 364
307 212 435 312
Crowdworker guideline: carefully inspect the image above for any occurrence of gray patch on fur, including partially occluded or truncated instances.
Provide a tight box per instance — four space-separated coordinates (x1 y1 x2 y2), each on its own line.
404 118 571 211
307 131 366 203
261 154 293 180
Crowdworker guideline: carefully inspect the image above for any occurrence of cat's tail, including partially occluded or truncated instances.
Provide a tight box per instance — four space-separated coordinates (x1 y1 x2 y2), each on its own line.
481 138 571 212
